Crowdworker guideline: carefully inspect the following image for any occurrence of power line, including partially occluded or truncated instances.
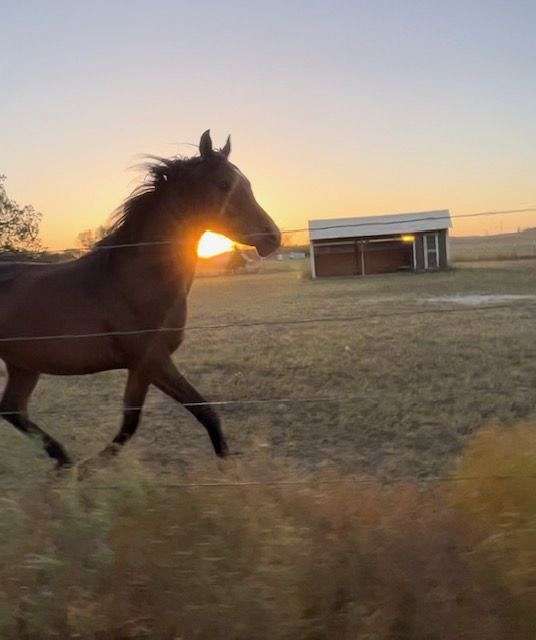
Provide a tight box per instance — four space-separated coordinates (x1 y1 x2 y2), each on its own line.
302 206 536 235
83 205 536 245
26 205 536 254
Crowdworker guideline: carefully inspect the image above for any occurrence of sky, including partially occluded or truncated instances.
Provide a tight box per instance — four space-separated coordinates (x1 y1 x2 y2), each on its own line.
1 0 535 249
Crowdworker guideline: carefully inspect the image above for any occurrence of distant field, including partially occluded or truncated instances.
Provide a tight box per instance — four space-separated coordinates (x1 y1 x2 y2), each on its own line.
4 259 536 482
451 229 536 261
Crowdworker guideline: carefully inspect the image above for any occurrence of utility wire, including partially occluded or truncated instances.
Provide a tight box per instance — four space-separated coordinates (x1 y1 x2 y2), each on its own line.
26 205 536 254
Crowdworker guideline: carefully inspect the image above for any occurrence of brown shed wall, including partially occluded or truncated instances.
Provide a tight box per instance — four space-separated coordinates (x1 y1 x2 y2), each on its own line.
311 229 449 277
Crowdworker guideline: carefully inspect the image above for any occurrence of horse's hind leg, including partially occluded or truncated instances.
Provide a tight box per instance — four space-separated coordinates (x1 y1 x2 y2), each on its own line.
100 368 149 457
0 363 71 468
148 356 229 457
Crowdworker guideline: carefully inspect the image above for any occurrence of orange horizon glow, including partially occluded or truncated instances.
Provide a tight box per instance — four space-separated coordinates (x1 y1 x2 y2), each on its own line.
197 231 234 258
4 4 535 251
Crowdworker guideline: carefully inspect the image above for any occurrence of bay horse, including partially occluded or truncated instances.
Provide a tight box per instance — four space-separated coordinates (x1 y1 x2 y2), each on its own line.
0 131 281 468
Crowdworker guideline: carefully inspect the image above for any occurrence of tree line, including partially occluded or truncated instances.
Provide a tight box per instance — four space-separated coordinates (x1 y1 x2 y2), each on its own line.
0 175 111 262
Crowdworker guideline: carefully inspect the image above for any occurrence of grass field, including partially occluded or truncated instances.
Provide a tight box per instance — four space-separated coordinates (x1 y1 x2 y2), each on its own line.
451 228 536 261
3 258 536 483
3 259 536 639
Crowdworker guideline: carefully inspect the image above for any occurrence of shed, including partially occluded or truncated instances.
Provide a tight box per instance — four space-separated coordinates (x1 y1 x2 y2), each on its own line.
308 210 451 278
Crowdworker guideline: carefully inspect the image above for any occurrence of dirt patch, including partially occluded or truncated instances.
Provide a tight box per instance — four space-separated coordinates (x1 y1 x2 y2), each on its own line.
422 294 536 306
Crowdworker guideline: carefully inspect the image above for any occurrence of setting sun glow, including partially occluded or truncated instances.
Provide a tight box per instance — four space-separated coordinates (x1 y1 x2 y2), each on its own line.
197 232 234 258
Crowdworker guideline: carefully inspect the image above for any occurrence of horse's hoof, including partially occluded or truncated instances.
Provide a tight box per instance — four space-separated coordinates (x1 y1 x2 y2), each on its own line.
49 460 74 481
77 446 121 480
76 462 91 481
218 449 242 458
217 451 243 466
55 460 74 476
76 457 101 481
100 444 121 459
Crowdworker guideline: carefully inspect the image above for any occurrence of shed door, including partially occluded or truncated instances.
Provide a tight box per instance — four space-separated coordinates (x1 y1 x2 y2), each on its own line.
423 233 439 269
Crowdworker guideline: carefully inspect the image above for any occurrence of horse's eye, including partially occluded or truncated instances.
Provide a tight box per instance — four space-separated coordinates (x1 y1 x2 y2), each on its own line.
218 180 232 193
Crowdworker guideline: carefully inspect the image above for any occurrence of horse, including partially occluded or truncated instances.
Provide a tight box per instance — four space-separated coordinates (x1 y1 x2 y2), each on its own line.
0 130 281 468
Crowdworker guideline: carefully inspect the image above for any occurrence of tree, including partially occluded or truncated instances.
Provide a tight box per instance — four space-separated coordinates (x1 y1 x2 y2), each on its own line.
226 246 247 274
281 230 308 249
77 225 108 250
0 175 42 252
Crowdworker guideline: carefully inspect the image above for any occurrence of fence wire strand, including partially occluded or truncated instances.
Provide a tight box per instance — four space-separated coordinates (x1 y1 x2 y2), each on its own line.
83 473 536 491
1 205 536 487
0 300 533 344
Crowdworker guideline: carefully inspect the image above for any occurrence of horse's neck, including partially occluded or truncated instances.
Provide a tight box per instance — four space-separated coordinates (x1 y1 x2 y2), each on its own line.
111 217 203 318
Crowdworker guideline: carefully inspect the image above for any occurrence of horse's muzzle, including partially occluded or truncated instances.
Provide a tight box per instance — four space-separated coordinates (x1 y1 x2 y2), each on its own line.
255 224 281 257
256 235 281 257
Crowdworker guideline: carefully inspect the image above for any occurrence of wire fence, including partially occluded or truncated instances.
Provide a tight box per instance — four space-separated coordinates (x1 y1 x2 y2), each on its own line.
0 300 532 344
2 205 536 486
90 472 536 490
0 379 522 418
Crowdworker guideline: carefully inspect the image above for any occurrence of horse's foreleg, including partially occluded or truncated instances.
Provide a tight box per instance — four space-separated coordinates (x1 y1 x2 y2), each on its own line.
101 368 149 456
149 357 229 457
0 364 71 468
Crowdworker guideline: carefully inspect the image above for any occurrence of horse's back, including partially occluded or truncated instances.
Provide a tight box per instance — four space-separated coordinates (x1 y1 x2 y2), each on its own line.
0 261 53 282
0 256 187 374
0 259 123 373
0 262 33 283
0 261 65 337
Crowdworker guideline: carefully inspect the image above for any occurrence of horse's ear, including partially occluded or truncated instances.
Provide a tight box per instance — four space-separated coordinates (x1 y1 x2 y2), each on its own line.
199 130 213 157
221 135 231 158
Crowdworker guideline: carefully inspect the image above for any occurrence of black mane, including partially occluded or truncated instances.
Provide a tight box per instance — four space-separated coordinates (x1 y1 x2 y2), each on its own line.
95 155 204 250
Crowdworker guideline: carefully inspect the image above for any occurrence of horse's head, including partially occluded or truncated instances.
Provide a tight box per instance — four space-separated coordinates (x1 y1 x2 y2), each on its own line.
187 130 281 257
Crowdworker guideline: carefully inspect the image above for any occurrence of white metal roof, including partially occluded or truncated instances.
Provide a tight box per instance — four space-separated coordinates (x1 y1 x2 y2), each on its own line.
309 210 451 241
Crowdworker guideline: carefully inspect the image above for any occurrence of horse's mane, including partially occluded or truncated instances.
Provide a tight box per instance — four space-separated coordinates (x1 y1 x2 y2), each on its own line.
95 155 204 250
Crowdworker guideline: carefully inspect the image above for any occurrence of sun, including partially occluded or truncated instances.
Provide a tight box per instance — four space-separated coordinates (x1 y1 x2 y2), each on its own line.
197 231 234 258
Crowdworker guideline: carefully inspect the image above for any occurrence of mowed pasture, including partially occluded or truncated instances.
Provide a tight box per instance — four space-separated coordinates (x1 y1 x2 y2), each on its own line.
4 259 536 482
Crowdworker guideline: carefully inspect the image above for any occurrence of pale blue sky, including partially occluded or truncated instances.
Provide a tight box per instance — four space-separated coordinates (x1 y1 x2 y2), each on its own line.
1 0 535 247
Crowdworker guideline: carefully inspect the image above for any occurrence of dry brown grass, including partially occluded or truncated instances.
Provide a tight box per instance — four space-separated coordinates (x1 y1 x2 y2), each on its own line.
1 424 536 639
2 261 536 637
451 231 536 262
